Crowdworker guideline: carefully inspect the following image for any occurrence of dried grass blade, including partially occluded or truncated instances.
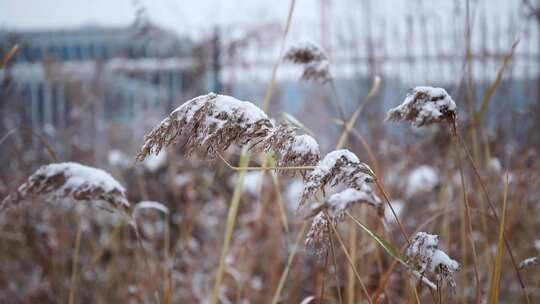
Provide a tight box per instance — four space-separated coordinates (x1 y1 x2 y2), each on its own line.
488 172 509 304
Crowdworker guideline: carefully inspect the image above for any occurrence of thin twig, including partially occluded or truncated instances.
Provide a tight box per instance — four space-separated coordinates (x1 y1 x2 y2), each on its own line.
217 152 315 171
372 177 410 245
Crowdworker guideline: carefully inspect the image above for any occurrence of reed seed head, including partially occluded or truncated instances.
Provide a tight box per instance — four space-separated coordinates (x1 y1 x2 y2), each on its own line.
305 211 331 259
327 186 383 221
406 232 460 291
386 86 457 127
257 124 320 171
284 40 332 83
136 93 273 161
300 149 373 208
1 162 130 217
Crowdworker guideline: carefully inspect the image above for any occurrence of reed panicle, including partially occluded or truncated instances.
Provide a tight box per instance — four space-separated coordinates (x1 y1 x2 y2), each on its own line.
1 162 130 217
300 149 374 208
284 40 332 83
406 232 460 291
136 93 274 161
386 86 457 127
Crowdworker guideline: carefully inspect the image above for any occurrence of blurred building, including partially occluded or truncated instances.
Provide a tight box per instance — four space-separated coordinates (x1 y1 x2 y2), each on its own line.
0 24 207 133
0 24 213 163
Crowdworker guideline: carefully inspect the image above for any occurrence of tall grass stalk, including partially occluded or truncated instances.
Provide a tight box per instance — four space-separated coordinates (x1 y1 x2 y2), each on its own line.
68 221 83 304
271 222 307 304
488 173 509 304
453 124 530 303
212 2 296 299
452 124 481 304
327 211 373 304
211 152 250 304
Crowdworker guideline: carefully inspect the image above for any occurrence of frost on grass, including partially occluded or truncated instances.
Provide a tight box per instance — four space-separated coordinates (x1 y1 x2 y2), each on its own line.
1 162 130 216
284 40 331 83
305 211 331 259
386 86 457 127
136 93 273 160
406 232 460 290
519 256 539 269
300 149 374 208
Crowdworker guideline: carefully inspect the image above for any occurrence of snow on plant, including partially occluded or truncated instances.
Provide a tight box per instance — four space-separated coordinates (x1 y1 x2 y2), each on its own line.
327 186 383 221
1 162 130 217
136 93 273 160
257 124 320 169
136 93 320 173
284 40 331 83
406 165 439 197
386 86 457 127
300 149 374 208
301 150 382 258
406 232 460 290
519 256 539 269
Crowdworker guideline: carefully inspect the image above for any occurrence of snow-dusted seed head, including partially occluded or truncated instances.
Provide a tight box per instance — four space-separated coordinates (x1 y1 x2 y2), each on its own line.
300 149 373 208
327 186 383 221
406 232 460 291
386 86 457 127
136 93 274 161
257 124 320 170
519 256 539 269
1 162 130 217
284 40 332 83
305 211 331 259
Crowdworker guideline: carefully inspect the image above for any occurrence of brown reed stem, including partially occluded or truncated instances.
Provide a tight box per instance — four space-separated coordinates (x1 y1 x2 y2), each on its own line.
328 219 343 304
68 221 83 304
372 177 410 245
326 211 373 304
450 121 481 304
452 120 530 304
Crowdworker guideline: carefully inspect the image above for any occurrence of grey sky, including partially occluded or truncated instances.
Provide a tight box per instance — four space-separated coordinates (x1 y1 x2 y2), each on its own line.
0 0 522 38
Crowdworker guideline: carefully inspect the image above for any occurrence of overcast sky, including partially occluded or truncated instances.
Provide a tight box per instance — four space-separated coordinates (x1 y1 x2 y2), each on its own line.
0 0 523 38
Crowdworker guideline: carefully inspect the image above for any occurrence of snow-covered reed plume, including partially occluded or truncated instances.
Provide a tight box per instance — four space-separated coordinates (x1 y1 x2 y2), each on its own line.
257 124 320 169
327 186 383 220
302 150 382 258
136 93 273 160
305 211 331 259
1 162 130 217
284 40 331 83
386 86 457 127
137 93 321 172
519 256 539 269
406 232 460 290
300 149 374 208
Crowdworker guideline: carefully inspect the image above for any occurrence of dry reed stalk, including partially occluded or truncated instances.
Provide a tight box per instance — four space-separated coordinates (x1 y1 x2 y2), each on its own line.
453 124 482 304
326 211 373 304
0 44 18 68
488 173 510 304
